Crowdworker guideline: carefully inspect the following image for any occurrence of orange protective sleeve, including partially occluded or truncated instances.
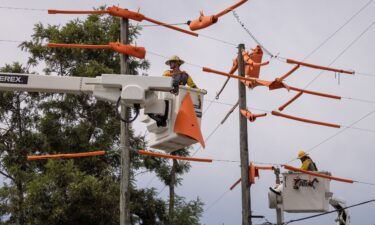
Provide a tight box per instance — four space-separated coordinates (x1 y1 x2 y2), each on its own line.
283 164 353 183
48 43 110 49
256 166 274 170
278 92 303 111
144 17 198 37
215 0 248 18
279 65 300 81
289 86 341 100
286 59 354 74
138 150 212 163
48 9 109 15
203 67 258 83
27 151 106 160
272 111 341 128
229 178 242 190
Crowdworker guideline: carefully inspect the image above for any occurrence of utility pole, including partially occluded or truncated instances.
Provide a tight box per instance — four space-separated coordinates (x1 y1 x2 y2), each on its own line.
238 43 252 225
120 18 131 225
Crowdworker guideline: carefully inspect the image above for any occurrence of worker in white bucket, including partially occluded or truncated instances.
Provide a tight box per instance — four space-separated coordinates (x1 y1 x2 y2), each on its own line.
163 55 197 93
298 150 318 171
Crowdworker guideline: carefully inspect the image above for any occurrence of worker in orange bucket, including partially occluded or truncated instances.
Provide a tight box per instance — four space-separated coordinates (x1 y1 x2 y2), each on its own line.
163 55 197 93
298 150 318 171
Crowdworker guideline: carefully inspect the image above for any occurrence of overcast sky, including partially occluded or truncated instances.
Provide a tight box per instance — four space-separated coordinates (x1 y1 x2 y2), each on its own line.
1 0 375 224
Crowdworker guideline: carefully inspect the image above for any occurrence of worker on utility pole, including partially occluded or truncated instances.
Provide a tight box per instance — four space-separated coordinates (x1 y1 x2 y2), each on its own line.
298 150 318 171
163 56 197 93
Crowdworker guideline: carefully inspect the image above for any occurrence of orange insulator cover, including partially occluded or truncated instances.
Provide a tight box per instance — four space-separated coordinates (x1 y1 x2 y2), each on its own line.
27 151 105 160
243 46 264 78
174 93 205 148
189 13 218 31
215 0 248 18
107 6 145 22
240 109 267 122
108 42 146 59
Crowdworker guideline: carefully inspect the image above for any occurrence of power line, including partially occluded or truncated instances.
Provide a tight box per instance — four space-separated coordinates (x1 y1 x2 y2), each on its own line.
0 6 47 11
205 189 231 212
301 0 374 61
0 39 22 43
232 10 274 57
283 198 375 225
303 20 375 88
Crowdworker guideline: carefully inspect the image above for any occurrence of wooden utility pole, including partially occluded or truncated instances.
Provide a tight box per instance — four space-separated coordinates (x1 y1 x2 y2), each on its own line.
120 18 131 225
238 43 252 225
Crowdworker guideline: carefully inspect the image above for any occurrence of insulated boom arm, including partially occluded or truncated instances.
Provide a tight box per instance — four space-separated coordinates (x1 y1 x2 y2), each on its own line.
0 72 172 106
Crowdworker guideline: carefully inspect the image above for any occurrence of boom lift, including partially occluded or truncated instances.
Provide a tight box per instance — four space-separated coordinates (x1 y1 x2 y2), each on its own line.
0 72 206 152
268 170 350 225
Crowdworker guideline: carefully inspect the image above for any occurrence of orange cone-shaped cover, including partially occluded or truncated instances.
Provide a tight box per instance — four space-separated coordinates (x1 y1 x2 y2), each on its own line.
174 93 205 148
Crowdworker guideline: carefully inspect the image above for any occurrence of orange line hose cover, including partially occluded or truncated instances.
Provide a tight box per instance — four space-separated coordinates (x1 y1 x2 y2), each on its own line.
108 42 146 59
289 86 341 100
203 67 259 83
279 65 300 81
48 42 146 59
27 151 105 160
286 59 354 75
278 92 303 111
145 17 198 37
48 9 109 15
138 150 212 163
283 165 353 183
272 111 341 128
215 0 248 18
48 43 110 49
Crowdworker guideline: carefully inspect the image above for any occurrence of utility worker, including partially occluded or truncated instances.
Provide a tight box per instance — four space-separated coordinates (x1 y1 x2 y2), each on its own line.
163 55 198 92
298 150 318 171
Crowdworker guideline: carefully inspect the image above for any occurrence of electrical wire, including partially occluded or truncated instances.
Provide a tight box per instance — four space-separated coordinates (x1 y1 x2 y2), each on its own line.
283 198 375 225
0 6 47 11
205 189 231 212
232 10 274 57
285 108 375 164
303 20 375 89
0 39 22 43
301 0 374 61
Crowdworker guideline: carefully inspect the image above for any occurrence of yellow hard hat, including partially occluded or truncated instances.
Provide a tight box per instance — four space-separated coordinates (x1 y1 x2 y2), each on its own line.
297 150 307 159
165 55 184 65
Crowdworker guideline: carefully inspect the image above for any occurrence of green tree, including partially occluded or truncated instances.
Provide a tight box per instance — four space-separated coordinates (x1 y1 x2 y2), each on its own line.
0 63 42 225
